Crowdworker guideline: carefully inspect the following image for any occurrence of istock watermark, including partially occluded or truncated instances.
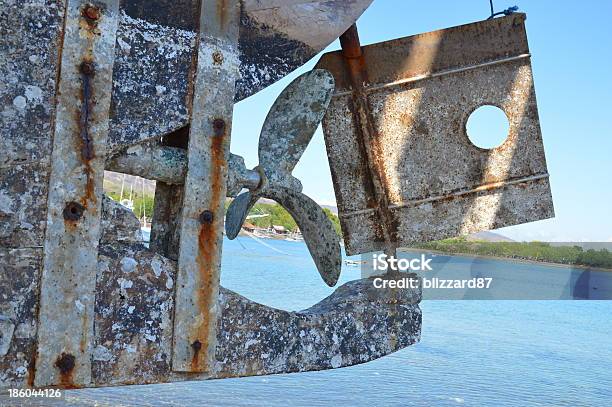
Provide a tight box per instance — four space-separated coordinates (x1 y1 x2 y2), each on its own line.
359 243 612 300
372 253 433 272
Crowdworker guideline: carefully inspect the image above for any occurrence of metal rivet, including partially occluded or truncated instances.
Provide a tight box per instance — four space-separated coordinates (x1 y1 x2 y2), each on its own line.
212 118 225 136
191 340 202 353
80 61 95 76
82 5 100 21
55 353 76 375
63 201 85 221
199 210 214 224
212 51 224 65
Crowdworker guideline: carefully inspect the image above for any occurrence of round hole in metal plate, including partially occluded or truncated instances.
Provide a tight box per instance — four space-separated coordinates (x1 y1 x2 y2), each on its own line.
466 105 510 149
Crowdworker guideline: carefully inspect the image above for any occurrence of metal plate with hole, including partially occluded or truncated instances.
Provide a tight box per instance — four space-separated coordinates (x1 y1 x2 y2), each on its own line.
316 14 554 255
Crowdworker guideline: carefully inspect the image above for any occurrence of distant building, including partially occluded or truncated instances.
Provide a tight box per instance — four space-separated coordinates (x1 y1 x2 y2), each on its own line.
242 222 256 233
272 225 288 235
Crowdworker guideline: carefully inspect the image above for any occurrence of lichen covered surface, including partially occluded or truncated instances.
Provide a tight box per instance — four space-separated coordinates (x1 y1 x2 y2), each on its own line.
1 0 423 389
0 0 66 390
106 0 373 150
0 193 421 388
91 201 421 385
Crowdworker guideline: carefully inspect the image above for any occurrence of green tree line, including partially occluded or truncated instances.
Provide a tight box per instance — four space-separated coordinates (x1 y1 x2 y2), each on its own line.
243 202 342 236
416 237 612 269
106 191 154 221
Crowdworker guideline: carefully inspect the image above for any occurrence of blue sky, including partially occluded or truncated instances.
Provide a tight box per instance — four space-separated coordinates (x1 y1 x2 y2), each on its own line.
231 0 612 242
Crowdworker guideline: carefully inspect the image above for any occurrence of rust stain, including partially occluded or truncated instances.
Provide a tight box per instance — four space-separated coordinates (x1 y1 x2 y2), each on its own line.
81 4 101 24
212 50 224 66
192 124 226 371
55 352 80 389
190 339 202 369
73 8 101 210
26 351 38 388
340 24 400 247
217 0 228 31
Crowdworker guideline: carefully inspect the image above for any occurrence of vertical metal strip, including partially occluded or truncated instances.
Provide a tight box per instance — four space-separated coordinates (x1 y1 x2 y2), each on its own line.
34 0 119 388
339 25 398 257
171 0 241 373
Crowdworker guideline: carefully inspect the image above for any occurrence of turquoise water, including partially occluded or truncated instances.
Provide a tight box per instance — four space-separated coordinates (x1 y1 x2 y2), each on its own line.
16 238 612 406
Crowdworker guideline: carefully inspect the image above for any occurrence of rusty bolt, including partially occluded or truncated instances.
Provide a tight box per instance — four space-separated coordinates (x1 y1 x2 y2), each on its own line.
63 201 85 221
212 118 225 137
212 51 224 65
199 210 214 224
80 61 95 76
55 353 76 375
191 340 202 354
82 5 101 21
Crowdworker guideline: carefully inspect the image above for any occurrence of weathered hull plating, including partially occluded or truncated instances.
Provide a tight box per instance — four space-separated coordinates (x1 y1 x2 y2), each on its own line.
108 0 374 151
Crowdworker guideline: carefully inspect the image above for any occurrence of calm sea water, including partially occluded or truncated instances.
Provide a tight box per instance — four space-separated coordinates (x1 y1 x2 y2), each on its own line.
12 237 612 406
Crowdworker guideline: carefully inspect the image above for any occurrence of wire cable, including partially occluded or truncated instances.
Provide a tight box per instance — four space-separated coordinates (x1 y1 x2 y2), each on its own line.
488 0 519 19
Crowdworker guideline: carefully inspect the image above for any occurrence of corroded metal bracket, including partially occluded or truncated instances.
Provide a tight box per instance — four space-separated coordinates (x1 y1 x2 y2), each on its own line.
317 14 554 255
34 0 120 388
172 0 241 373
338 24 398 258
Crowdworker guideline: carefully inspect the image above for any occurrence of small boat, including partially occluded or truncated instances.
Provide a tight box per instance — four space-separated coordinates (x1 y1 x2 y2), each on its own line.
344 259 366 267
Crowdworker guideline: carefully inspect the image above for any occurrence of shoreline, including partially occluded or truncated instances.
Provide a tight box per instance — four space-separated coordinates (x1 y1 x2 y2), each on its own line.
399 247 612 272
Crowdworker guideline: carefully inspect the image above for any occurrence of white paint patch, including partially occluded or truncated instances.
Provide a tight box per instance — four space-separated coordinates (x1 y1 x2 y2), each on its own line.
14 322 36 339
165 276 173 290
93 345 113 362
118 278 133 290
24 85 43 104
127 305 135 314
0 191 15 214
12 96 26 110
244 339 259 349
120 257 138 273
117 37 131 53
155 85 166 95
74 299 85 312
124 344 137 353
151 258 162 278
19 221 34 230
